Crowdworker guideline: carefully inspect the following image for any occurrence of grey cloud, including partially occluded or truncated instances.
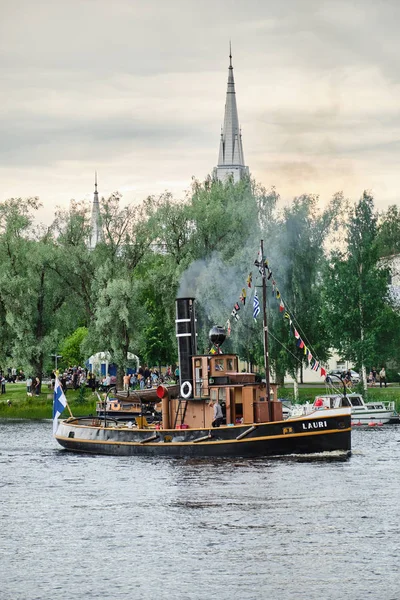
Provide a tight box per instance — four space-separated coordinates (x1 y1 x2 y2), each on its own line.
1 0 400 212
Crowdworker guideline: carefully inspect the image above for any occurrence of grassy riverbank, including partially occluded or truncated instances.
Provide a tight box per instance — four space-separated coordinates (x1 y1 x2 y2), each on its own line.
0 383 97 419
1 382 399 419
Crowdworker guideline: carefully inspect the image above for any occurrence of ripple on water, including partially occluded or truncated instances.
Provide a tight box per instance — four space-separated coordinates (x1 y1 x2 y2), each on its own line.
1 420 400 600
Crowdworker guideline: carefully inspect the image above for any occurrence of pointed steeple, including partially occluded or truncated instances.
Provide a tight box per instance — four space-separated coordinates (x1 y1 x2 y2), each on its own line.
214 46 249 183
88 172 103 250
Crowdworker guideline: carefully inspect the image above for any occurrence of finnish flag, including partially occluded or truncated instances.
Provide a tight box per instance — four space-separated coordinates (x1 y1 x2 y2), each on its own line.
53 377 67 434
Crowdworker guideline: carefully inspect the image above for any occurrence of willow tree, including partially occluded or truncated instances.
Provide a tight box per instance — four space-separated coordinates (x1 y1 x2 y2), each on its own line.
0 198 71 380
86 193 160 385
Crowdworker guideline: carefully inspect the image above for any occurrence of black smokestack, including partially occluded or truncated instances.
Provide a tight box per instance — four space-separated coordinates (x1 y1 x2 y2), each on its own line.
175 298 197 398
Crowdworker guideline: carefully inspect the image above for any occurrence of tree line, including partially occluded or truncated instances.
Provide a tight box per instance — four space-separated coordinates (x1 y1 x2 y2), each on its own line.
0 177 399 391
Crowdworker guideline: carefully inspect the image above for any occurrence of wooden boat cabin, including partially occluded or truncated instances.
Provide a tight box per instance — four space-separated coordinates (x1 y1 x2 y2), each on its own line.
172 353 280 428
161 297 282 429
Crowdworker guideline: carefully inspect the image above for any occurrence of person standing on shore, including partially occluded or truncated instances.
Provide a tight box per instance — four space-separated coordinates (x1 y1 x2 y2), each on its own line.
34 377 41 396
379 367 387 388
123 373 130 392
1 375 6 394
26 376 32 394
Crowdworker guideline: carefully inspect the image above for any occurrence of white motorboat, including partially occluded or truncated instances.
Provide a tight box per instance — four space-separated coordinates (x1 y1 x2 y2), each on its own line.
288 394 397 425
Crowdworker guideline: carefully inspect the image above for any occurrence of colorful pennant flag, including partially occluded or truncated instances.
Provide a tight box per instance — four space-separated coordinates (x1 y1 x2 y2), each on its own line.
253 290 260 320
247 272 253 288
312 360 319 372
279 300 285 313
307 351 312 363
320 367 327 377
240 288 246 305
226 319 231 336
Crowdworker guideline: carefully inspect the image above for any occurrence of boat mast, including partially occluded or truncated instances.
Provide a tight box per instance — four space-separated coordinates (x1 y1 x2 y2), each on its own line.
261 239 271 402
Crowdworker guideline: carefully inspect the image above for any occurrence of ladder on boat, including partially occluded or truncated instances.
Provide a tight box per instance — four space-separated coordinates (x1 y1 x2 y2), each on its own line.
173 399 188 428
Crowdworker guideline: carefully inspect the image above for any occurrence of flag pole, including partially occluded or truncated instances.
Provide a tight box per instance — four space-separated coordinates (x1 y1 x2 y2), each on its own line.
261 239 271 402
65 401 74 418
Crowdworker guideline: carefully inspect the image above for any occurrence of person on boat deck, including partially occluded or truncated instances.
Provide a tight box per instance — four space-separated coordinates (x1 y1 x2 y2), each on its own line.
211 400 224 427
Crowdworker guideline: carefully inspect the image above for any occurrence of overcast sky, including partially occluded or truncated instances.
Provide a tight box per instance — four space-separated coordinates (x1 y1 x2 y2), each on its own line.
1 0 400 221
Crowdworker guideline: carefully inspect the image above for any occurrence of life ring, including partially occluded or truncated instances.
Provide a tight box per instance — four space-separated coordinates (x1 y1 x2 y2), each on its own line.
180 381 192 399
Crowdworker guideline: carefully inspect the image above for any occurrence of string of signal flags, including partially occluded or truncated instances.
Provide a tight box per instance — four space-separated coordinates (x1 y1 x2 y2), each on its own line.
221 250 327 379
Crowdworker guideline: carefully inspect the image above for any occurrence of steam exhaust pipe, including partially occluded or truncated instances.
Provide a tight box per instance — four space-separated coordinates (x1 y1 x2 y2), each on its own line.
175 297 197 399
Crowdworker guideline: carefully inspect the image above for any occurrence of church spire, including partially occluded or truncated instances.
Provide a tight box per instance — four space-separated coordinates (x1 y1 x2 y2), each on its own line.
88 172 103 250
214 46 249 183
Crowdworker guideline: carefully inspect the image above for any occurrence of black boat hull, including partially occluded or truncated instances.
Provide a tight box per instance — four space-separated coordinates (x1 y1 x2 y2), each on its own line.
55 411 351 458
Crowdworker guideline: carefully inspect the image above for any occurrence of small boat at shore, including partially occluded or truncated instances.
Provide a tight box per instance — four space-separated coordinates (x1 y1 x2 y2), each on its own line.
55 244 351 458
289 394 397 425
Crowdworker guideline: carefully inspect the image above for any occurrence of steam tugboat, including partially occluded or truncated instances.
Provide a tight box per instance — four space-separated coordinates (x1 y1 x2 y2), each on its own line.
55 248 351 457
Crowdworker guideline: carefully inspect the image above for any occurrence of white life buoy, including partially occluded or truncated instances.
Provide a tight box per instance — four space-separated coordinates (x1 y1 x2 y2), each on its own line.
180 381 192 399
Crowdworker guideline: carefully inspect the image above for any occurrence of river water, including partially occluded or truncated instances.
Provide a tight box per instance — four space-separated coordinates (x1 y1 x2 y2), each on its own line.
1 420 399 600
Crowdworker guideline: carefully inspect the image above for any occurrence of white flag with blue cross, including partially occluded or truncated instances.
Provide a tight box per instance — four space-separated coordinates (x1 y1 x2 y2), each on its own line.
53 377 67 434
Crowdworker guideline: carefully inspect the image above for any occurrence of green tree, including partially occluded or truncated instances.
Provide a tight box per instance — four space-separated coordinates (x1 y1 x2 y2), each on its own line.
60 327 88 366
0 199 69 380
323 192 400 391
263 193 344 393
86 193 159 385
189 176 260 261
376 205 400 258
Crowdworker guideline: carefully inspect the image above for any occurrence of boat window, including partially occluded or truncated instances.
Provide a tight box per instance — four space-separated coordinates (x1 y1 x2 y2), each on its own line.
211 389 217 401
195 359 201 367
215 359 225 372
227 358 234 371
218 388 226 403
350 397 362 407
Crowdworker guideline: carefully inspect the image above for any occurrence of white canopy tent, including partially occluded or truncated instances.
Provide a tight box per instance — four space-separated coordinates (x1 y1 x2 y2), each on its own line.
87 352 140 376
